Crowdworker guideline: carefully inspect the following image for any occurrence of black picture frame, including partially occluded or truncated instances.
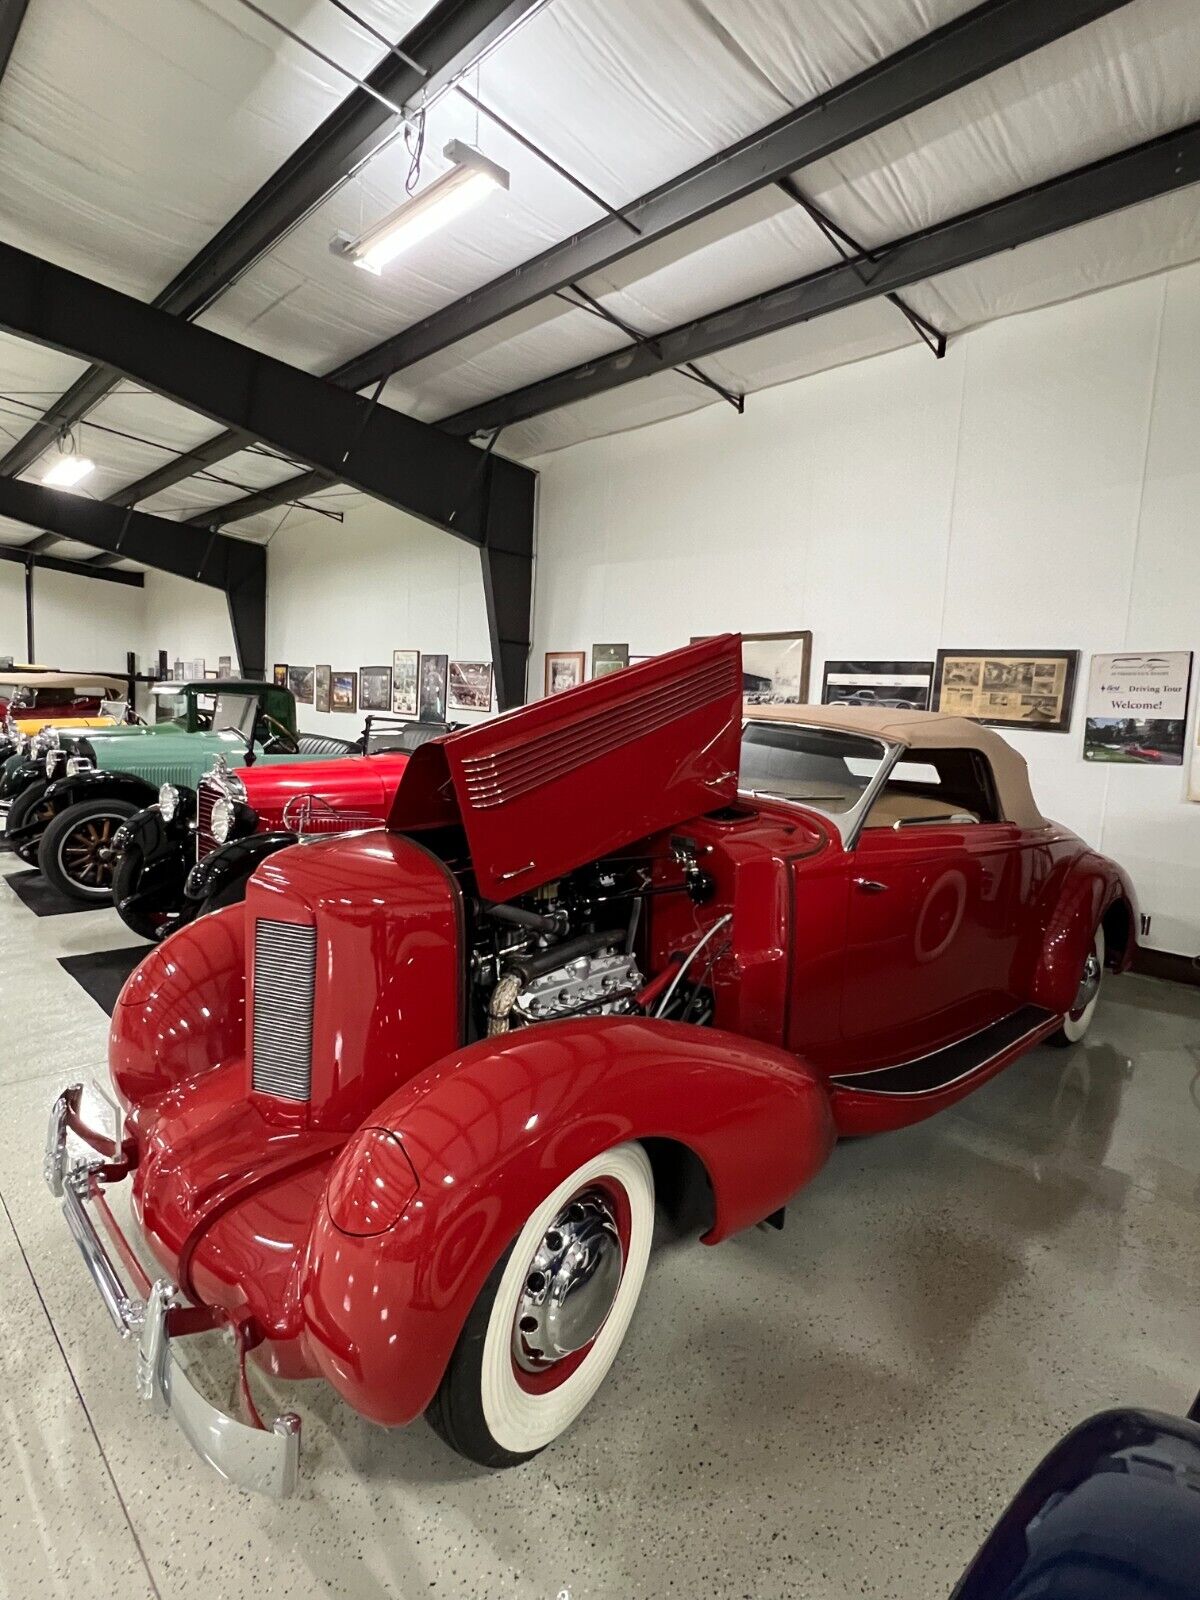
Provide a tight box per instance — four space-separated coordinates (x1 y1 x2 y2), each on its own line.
821 660 934 711
933 649 1079 733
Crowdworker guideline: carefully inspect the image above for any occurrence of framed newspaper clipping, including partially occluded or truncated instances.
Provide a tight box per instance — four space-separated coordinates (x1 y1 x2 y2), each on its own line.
934 648 1079 733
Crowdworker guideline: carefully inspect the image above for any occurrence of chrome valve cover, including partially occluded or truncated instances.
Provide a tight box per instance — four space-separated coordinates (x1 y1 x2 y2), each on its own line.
511 948 640 1024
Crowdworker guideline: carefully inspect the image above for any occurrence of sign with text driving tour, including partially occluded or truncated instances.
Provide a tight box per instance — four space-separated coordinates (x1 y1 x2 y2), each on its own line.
1084 651 1192 766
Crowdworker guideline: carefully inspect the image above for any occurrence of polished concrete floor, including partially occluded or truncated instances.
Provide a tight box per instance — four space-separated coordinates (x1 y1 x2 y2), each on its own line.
1 845 1197 1600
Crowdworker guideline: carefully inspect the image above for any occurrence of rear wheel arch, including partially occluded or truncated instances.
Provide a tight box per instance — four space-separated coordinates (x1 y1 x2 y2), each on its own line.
1101 895 1133 969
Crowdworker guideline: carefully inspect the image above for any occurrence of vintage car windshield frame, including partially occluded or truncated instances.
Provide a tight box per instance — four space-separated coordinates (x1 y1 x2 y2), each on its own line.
739 718 905 846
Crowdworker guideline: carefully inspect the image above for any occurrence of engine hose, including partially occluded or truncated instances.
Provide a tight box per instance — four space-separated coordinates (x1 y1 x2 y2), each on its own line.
502 929 622 985
488 970 523 1036
480 900 563 935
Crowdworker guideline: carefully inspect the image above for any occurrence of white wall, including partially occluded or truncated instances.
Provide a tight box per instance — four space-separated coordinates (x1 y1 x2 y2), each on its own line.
0 564 144 673
530 261 1200 958
266 496 495 738
141 570 236 678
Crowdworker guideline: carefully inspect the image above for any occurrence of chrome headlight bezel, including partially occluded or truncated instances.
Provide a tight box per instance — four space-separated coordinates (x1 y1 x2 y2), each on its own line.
33 727 59 754
158 782 179 823
44 749 61 779
211 797 234 844
65 755 91 777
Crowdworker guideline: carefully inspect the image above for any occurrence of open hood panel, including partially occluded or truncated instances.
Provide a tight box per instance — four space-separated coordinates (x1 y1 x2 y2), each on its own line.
388 636 743 902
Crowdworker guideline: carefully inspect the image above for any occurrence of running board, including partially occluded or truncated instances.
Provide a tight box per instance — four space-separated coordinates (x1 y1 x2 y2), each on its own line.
828 1005 1057 1097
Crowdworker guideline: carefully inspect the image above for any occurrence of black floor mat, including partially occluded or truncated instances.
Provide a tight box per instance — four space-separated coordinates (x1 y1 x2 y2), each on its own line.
58 946 146 1015
5 869 103 916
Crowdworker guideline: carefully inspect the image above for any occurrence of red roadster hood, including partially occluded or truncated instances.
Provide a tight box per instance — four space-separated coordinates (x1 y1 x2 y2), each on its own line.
387 635 743 902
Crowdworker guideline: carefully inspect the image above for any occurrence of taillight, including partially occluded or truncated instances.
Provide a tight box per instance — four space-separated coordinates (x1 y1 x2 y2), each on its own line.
326 1128 419 1236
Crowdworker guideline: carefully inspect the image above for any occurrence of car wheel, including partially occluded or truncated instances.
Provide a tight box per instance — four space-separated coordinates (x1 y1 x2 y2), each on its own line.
111 844 175 940
39 798 139 902
6 779 56 863
1048 925 1105 1048
427 1141 654 1467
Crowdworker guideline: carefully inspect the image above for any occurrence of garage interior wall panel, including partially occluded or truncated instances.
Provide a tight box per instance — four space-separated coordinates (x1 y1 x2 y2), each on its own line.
529 261 1200 958
265 498 495 734
25 567 143 677
141 571 237 678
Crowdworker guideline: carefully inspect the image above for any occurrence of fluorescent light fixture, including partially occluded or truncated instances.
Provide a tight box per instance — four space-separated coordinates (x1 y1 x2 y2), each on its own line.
42 454 95 489
334 140 509 275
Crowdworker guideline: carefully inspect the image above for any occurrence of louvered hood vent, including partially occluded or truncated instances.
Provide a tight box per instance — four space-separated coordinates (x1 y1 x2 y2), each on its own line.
251 918 317 1101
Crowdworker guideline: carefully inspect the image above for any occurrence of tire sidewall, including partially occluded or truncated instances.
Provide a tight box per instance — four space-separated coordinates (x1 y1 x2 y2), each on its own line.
39 796 138 901
430 1142 654 1467
1051 925 1105 1046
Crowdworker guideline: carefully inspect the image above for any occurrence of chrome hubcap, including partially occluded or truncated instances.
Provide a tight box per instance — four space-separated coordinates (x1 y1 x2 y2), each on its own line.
1072 950 1102 1017
513 1191 623 1372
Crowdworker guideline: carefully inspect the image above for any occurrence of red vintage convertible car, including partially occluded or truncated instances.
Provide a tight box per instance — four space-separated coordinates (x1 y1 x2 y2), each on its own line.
45 636 1134 1495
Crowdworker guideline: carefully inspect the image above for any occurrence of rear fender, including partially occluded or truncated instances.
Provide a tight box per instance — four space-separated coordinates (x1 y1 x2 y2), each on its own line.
108 902 247 1114
302 1015 834 1426
1024 851 1136 1015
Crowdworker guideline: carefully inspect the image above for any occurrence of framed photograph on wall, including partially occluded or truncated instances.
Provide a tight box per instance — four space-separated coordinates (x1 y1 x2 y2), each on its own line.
741 632 812 707
419 654 448 722
821 660 934 710
592 642 629 678
391 649 420 716
1084 651 1192 764
359 665 392 712
314 664 331 714
545 651 585 696
272 663 288 689
448 660 493 712
218 655 232 677
287 664 314 705
330 671 357 714
933 648 1079 733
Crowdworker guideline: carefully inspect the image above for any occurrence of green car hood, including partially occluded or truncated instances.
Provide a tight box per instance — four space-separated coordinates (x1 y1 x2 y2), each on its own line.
88 729 262 788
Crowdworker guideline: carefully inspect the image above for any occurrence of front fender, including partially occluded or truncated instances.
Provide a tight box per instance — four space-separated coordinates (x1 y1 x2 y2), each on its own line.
0 757 43 801
1025 850 1137 1015
302 1016 834 1426
185 830 293 905
45 768 159 810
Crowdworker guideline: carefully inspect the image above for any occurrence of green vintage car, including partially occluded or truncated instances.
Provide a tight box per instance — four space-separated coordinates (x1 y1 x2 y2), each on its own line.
2 679 355 899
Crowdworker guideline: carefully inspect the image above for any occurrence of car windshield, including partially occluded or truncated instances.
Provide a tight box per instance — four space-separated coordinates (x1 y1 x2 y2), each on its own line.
152 689 188 723
739 722 889 817
211 691 258 739
99 698 127 720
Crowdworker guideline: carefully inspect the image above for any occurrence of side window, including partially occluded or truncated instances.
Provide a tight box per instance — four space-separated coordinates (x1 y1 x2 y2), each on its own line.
862 748 1002 830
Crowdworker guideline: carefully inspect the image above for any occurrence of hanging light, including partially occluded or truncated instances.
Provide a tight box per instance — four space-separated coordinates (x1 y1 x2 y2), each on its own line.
333 140 509 275
42 454 95 488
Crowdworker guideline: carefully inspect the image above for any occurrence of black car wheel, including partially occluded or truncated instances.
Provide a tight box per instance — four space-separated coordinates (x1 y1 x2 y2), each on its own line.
6 779 57 864
39 797 139 902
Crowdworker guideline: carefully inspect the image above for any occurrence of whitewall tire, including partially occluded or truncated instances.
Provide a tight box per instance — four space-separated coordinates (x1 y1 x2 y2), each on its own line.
1049 924 1104 1047
428 1141 654 1466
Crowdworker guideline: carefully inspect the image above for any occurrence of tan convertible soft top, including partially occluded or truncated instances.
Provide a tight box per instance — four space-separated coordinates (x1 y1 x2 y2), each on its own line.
0 670 125 694
744 703 1047 830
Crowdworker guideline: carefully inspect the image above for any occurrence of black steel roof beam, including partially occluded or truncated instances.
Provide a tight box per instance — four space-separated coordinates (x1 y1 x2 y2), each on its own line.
0 543 143 588
0 477 266 672
0 0 545 480
0 238 535 545
102 0 1129 516
439 123 1200 436
0 0 30 85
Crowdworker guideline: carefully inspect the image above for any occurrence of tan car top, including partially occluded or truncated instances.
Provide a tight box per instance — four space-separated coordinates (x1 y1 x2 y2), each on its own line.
0 670 125 694
744 703 1047 831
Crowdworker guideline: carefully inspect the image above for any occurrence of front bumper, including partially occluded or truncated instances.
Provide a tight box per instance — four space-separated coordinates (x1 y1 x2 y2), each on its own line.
45 1085 301 1497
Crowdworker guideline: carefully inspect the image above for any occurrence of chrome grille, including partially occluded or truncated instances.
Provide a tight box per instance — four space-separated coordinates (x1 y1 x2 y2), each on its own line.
251 919 317 1101
196 779 218 861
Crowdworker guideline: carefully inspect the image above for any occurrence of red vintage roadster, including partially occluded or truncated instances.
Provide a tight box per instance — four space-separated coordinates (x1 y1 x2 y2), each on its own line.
45 636 1134 1495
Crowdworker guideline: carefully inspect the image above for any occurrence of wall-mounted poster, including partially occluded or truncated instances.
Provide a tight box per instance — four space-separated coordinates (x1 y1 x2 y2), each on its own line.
419 654 448 722
741 632 812 707
172 659 184 681
287 664 315 705
545 651 585 696
1084 651 1192 764
449 660 493 712
592 642 629 678
272 663 288 689
392 649 419 716
314 663 331 714
934 649 1078 733
821 660 933 710
359 665 392 712
330 671 357 714
218 655 232 677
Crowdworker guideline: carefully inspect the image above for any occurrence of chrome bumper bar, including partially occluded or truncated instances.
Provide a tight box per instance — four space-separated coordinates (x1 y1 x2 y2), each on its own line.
45 1084 301 1497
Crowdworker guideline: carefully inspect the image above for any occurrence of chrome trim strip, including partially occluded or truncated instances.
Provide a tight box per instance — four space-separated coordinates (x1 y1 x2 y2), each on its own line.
828 1010 1056 1098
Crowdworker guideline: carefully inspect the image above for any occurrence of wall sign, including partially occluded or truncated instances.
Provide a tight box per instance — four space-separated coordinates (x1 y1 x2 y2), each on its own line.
1085 651 1192 765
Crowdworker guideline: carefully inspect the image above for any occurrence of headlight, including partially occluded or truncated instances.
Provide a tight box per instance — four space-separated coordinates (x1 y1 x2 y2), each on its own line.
44 750 60 778
65 756 91 777
211 797 233 843
225 773 248 806
158 782 179 823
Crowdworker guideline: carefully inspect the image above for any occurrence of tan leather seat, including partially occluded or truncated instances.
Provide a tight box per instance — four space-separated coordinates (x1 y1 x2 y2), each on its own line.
862 790 979 829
